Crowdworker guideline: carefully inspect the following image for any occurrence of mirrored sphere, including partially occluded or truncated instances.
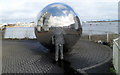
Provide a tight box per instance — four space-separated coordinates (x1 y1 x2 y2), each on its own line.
35 3 82 52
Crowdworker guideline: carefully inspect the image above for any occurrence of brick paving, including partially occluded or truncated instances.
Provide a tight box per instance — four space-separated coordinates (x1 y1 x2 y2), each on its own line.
2 40 112 74
65 40 112 73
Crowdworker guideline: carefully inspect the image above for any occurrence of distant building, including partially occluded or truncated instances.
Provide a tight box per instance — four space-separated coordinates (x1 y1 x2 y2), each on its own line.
7 24 15 27
15 22 35 27
0 22 35 28
29 22 35 27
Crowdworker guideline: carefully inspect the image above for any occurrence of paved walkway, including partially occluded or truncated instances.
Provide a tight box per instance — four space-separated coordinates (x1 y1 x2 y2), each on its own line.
2 39 112 74
65 40 112 73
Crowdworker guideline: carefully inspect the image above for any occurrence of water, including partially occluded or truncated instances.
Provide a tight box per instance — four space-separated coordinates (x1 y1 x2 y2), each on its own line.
4 27 36 39
82 22 118 35
4 22 118 39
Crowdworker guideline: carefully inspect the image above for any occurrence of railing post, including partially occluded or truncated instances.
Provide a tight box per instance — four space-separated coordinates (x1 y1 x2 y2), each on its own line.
89 34 91 41
107 32 109 42
89 30 92 41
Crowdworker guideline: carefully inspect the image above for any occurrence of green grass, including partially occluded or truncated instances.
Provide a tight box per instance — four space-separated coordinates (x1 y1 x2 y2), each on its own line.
110 68 116 75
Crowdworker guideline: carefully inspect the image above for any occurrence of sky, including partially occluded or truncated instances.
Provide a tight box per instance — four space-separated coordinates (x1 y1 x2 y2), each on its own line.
0 0 119 24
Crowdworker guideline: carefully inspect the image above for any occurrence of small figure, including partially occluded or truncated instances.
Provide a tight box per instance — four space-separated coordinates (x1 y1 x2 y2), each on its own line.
52 27 65 61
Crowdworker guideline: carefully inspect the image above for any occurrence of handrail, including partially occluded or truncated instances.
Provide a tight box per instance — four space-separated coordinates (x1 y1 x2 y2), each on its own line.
113 37 120 50
83 30 118 34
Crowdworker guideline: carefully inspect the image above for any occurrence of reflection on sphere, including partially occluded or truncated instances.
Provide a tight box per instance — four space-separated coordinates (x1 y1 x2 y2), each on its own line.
35 3 82 52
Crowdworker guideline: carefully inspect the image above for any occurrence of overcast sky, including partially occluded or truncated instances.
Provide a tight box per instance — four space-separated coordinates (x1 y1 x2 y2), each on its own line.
0 0 119 23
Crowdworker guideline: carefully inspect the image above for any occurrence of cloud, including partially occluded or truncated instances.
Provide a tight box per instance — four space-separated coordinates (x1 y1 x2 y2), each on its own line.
0 0 119 23
48 14 75 27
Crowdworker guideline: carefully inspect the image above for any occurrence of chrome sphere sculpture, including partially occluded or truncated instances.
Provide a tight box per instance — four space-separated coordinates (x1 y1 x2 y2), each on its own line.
35 3 82 52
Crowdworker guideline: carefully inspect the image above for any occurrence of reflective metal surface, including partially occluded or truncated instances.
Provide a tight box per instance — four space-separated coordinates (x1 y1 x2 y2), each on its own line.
35 3 82 52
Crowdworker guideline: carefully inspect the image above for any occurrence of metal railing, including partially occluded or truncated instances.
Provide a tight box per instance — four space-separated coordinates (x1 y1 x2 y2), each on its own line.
3 28 118 43
82 30 118 44
113 37 120 49
113 37 120 75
